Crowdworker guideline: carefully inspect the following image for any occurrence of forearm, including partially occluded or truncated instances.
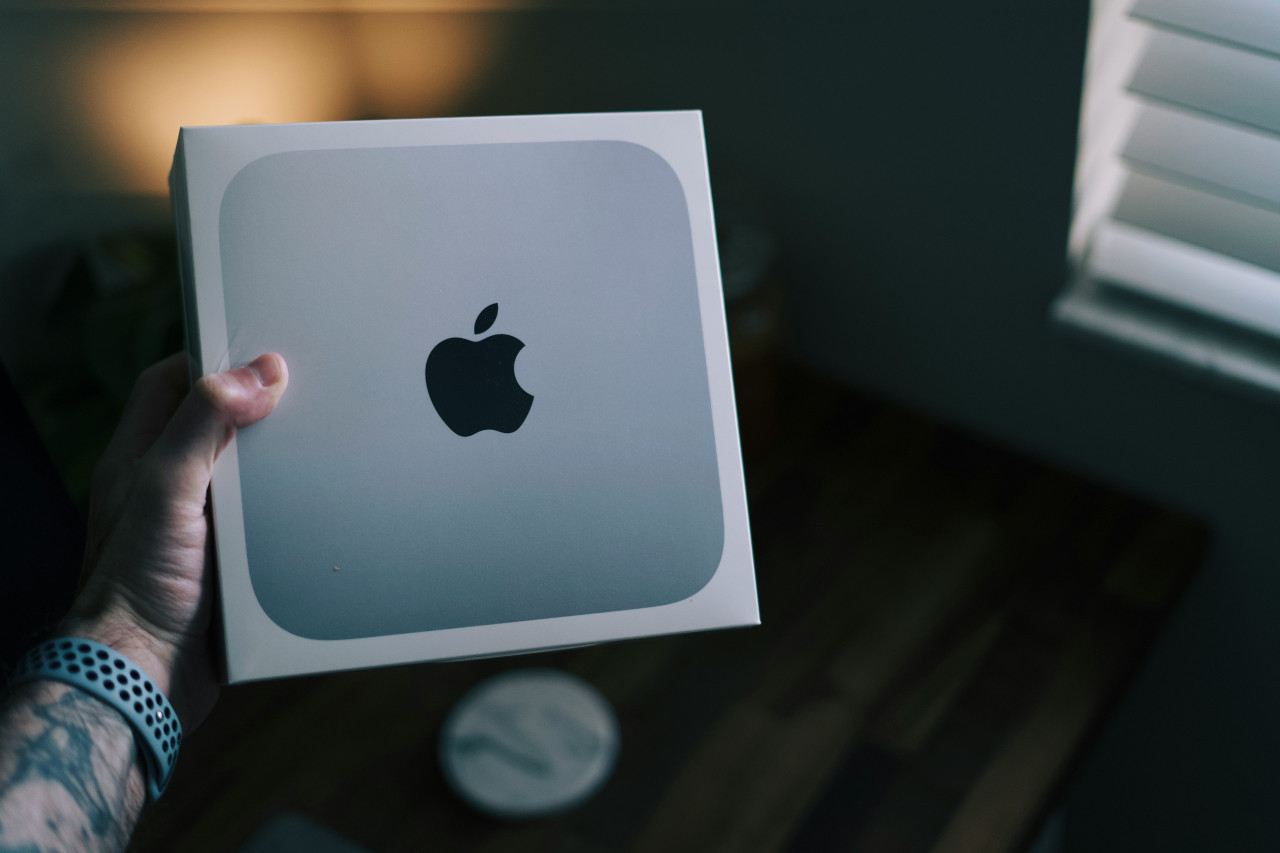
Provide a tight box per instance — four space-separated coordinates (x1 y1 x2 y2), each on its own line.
0 679 146 853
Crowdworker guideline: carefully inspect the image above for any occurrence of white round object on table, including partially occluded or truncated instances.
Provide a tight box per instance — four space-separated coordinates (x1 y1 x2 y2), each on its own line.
439 668 620 819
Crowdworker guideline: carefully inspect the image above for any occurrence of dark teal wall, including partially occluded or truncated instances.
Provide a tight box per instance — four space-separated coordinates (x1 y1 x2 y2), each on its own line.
469 5 1280 850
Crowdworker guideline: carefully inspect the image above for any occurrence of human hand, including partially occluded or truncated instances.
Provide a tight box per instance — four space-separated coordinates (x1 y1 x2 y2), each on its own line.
62 352 288 733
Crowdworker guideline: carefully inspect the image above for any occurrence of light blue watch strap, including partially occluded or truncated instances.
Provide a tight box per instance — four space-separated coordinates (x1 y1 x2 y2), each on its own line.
10 638 182 803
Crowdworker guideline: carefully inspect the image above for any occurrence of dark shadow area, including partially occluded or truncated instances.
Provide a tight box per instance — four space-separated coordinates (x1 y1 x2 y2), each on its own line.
4 2 1267 851
0 357 83 671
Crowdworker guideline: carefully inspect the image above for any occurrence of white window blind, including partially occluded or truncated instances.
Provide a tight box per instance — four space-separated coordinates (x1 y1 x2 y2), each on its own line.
1057 0 1280 390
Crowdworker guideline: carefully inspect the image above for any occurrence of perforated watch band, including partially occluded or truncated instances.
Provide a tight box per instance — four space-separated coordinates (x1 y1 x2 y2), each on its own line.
10 638 182 802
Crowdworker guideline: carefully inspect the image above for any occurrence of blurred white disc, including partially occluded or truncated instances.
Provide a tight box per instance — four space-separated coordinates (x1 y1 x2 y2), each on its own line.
439 668 619 819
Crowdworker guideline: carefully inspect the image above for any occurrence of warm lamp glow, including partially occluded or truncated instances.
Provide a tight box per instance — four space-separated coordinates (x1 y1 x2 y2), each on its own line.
349 15 497 118
78 17 353 193
72 14 497 194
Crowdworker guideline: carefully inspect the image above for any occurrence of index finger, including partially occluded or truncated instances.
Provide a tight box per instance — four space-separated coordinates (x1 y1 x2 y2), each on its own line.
103 352 193 464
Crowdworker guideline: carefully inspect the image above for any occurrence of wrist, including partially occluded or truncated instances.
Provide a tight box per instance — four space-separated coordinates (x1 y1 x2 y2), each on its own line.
59 602 176 709
60 580 221 733
6 637 182 808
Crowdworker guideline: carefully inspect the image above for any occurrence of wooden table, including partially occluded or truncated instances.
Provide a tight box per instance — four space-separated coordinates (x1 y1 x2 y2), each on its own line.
128 361 1205 853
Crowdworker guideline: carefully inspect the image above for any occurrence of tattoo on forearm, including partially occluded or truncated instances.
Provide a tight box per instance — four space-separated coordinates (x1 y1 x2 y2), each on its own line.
0 682 145 853
0 821 42 853
15 690 121 836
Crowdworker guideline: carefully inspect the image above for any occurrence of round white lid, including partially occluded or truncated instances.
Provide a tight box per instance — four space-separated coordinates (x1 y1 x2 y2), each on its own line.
438 668 619 819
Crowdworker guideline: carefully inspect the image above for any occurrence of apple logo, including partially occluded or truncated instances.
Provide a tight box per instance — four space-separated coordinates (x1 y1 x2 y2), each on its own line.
426 303 534 436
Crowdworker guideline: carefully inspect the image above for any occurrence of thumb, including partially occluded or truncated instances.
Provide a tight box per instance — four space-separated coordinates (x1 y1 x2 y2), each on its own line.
144 353 288 504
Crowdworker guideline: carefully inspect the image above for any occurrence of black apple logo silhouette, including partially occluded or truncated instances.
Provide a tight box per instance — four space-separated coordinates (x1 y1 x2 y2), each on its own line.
426 303 534 436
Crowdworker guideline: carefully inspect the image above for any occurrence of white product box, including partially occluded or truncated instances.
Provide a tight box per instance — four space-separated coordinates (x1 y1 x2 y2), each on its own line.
170 111 758 683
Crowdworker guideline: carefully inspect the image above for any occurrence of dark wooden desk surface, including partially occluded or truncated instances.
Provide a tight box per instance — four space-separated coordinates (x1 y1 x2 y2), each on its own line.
127 361 1205 853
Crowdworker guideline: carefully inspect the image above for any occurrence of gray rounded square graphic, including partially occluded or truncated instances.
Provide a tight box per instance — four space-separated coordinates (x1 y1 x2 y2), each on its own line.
219 140 724 640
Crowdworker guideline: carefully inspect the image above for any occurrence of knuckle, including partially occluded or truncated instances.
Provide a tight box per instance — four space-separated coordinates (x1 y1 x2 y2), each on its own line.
138 358 166 382
133 359 169 393
192 373 230 412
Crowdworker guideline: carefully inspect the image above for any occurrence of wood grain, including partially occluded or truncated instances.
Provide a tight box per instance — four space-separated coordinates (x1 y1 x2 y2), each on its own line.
126 361 1205 853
